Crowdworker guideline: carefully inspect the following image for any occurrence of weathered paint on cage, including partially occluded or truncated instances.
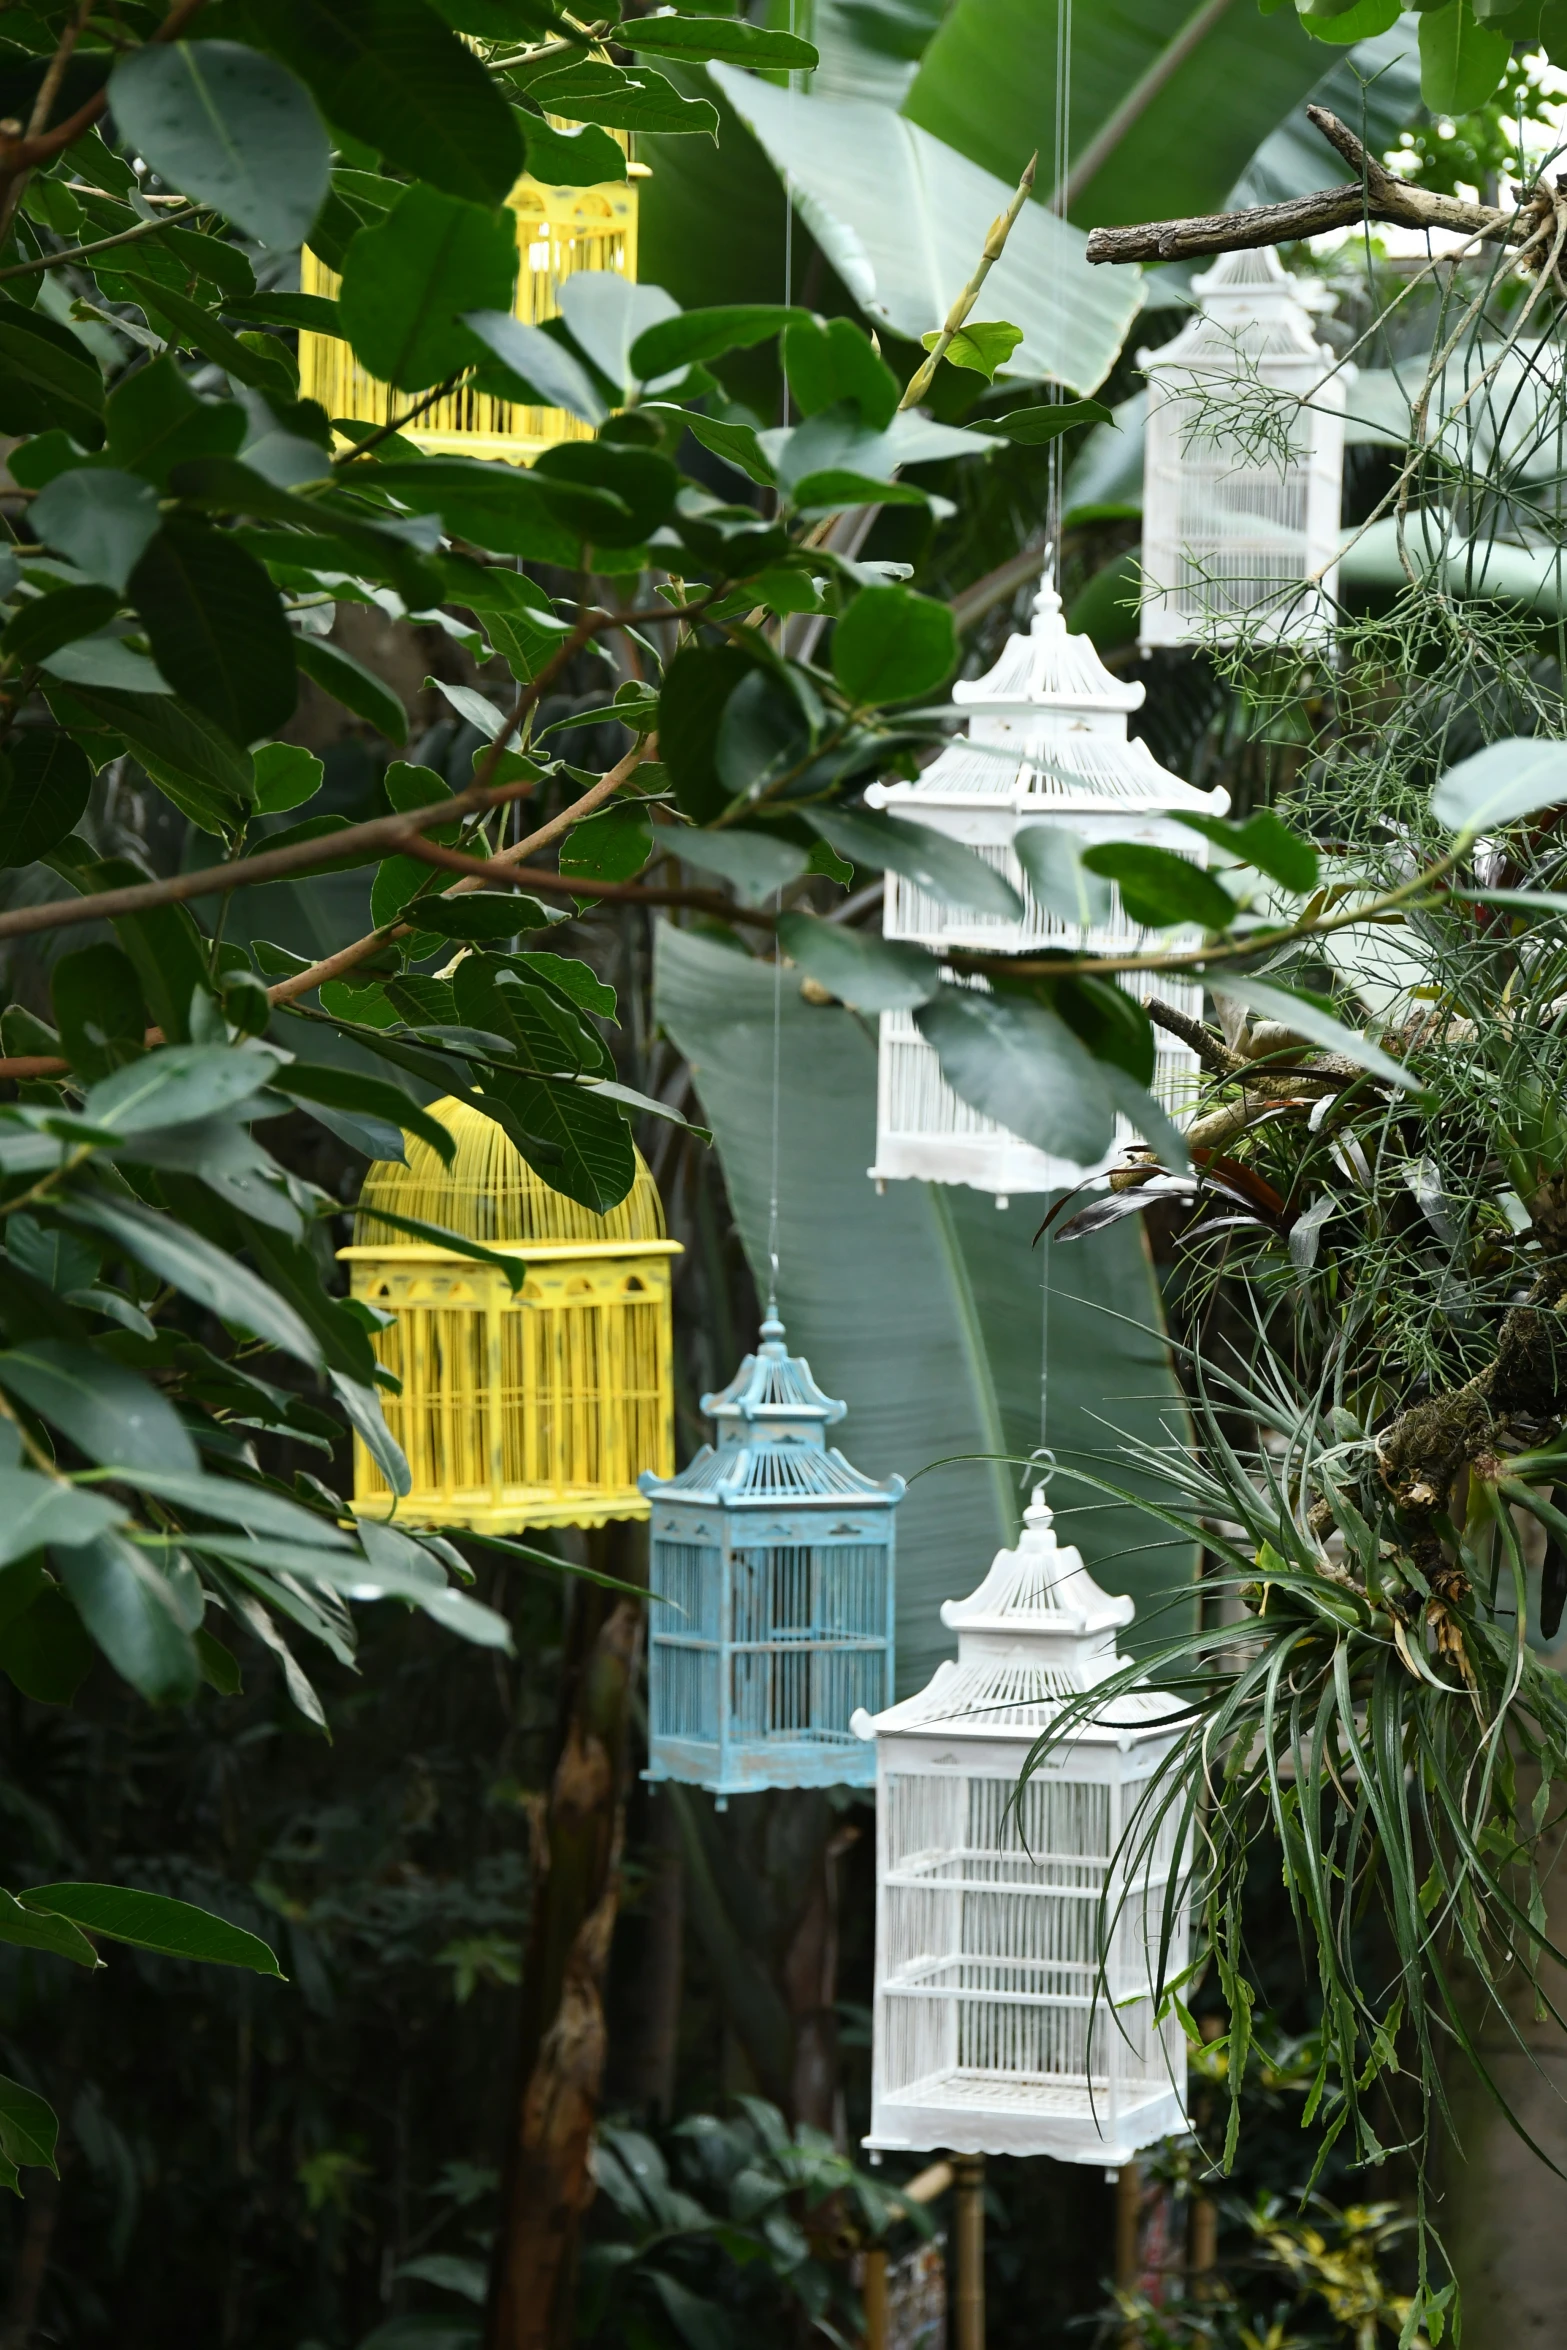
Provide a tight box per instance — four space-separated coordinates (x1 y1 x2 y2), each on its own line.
855 1492 1189 2164
340 1097 678 1531
299 167 641 461
642 1312 902 1797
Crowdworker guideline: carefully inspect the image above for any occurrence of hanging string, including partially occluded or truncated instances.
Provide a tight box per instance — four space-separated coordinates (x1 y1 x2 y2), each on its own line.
767 885 784 1313
1045 0 1074 580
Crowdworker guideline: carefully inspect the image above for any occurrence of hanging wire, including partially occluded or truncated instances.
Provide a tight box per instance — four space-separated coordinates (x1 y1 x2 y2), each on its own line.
767 885 784 1312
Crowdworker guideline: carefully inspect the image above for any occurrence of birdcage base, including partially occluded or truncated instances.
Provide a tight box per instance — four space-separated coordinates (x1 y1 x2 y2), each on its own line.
645 1732 878 1796
351 1491 650 1535
866 2070 1186 2165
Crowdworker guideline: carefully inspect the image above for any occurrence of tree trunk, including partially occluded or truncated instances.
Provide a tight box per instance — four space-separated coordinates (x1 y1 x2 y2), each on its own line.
485 1526 644 2350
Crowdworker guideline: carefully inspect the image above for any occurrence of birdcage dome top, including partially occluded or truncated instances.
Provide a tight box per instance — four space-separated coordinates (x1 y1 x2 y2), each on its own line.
353 1095 666 1249
852 1493 1177 1743
641 1313 904 1510
953 581 1145 718
1144 245 1329 369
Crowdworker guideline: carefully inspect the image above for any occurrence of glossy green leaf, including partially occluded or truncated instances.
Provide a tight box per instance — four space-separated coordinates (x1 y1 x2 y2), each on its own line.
0 731 93 870
1079 842 1238 930
1211 976 1424 1095
0 1343 198 1474
533 441 679 546
292 633 409 744
107 41 330 249
53 1534 200 1704
44 684 253 837
981 396 1113 444
30 468 161 592
59 1193 323 1367
21 1883 284 1975
1 586 119 671
684 415 777 488
675 828 808 905
51 941 145 1081
633 17 818 66
339 183 517 392
411 892 550 940
0 302 104 449
84 1041 281 1134
1430 737 1567 838
1175 808 1320 893
328 1371 412 1496
1014 823 1112 928
776 912 940 1011
0 1887 98 1968
630 304 811 382
0 2075 59 2174
0 1587 96 1706
351 1205 525 1292
558 803 654 885
917 986 1116 1164
128 519 297 746
923 318 1023 381
271 1065 457 1162
475 1076 635 1215
98 1465 350 1548
513 115 626 187
807 805 1022 918
658 643 758 825
249 0 525 205
1418 0 1510 109
460 310 606 425
121 276 296 395
526 59 719 135
252 742 323 815
783 315 901 430
832 584 957 706
0 1474 126 1567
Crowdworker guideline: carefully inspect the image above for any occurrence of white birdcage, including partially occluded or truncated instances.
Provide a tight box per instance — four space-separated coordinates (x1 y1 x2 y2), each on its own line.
852 1491 1189 2163
1139 247 1348 651
864 574 1229 1197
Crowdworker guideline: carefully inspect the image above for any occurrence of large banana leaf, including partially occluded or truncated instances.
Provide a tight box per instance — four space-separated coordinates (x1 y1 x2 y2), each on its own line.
706 65 1144 395
654 924 1196 1695
903 0 1332 228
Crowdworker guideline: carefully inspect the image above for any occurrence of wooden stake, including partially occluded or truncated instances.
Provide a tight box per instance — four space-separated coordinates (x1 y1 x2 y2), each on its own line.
951 2155 986 2350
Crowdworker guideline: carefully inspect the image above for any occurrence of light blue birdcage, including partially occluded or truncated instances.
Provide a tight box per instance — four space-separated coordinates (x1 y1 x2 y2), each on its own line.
640 1311 902 1798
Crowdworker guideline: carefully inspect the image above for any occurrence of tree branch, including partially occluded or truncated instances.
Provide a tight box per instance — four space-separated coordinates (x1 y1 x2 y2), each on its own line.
0 202 199 284
1084 108 1547 267
0 0 214 186
401 833 776 927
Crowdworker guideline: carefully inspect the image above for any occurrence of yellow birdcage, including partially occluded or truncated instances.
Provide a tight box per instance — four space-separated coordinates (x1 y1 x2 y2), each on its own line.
339 1097 680 1532
299 156 644 462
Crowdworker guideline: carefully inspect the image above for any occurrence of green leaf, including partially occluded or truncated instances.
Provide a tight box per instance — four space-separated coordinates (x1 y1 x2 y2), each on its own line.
52 941 145 1080
0 301 104 450
916 987 1116 1164
292 632 408 743
30 467 161 592
1418 0 1510 109
559 803 653 885
129 519 297 746
40 842 215 1038
84 1041 282 1134
195 1625 243 1693
980 397 1114 444
0 1343 199 1474
252 742 323 815
633 17 818 66
1079 842 1238 930
351 1204 525 1292
0 1473 126 1567
104 357 247 488
0 1887 98 1967
526 59 719 135
459 310 606 425
107 42 330 250
832 583 956 705
339 182 517 393
0 2076 58 2175
1174 808 1320 893
272 1065 457 1162
0 732 93 870
59 1192 323 1367
1430 736 1567 838
0 1587 96 1706
44 684 253 836
684 415 777 488
629 304 811 382
169 455 442 607
123 276 296 396
783 315 901 430
249 0 525 205
1299 0 1399 43
1014 823 1111 928
921 318 1023 380
807 805 1022 918
776 912 940 1011
411 892 549 941
53 1534 200 1704
532 440 678 547
514 115 626 187
0 585 119 671
21 1883 284 1975
658 643 758 825
476 1076 635 1215
1211 976 1423 1095
676 828 808 905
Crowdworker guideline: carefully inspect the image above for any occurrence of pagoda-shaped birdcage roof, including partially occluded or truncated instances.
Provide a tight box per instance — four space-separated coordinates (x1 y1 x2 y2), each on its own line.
639 1312 904 1513
1144 245 1331 371
869 576 1228 818
853 1492 1178 1741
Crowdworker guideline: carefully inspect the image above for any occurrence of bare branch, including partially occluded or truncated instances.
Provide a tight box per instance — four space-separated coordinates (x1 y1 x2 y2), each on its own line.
1084 108 1546 267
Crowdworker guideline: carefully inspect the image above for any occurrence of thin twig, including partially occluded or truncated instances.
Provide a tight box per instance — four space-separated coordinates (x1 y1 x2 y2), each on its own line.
333 375 464 468
0 202 200 284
